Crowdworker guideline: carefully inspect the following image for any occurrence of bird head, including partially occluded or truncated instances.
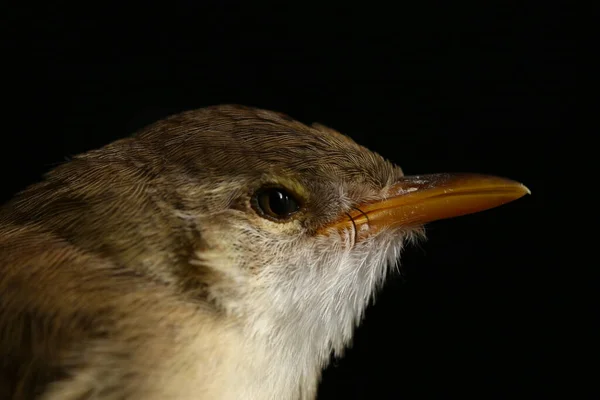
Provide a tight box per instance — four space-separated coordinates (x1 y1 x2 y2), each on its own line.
130 105 527 359
5 105 529 368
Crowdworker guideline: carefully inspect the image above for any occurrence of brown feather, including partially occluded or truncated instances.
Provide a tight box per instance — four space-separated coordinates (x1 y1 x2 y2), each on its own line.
0 105 404 399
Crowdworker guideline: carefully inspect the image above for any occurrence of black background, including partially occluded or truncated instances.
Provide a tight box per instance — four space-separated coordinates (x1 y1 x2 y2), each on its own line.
2 2 574 398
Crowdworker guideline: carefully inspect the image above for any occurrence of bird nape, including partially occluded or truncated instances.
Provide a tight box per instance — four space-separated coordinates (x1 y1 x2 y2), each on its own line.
0 105 529 400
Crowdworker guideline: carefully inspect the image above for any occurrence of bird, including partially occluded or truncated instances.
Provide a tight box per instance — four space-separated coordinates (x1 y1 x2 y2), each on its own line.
0 105 529 400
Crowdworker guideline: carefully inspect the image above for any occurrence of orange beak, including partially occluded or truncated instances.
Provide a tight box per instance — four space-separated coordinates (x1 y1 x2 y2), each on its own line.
322 173 530 239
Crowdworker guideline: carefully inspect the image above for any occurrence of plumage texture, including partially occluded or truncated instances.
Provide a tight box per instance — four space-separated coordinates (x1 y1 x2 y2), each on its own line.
0 105 423 399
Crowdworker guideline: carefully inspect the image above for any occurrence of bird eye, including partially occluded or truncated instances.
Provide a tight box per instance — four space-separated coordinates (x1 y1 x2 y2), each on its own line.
253 187 301 220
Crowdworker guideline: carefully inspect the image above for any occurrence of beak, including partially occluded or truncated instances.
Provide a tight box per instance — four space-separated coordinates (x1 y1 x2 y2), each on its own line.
322 173 530 239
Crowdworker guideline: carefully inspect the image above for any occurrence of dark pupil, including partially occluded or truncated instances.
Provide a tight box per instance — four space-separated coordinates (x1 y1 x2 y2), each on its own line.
260 189 298 217
268 190 293 216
